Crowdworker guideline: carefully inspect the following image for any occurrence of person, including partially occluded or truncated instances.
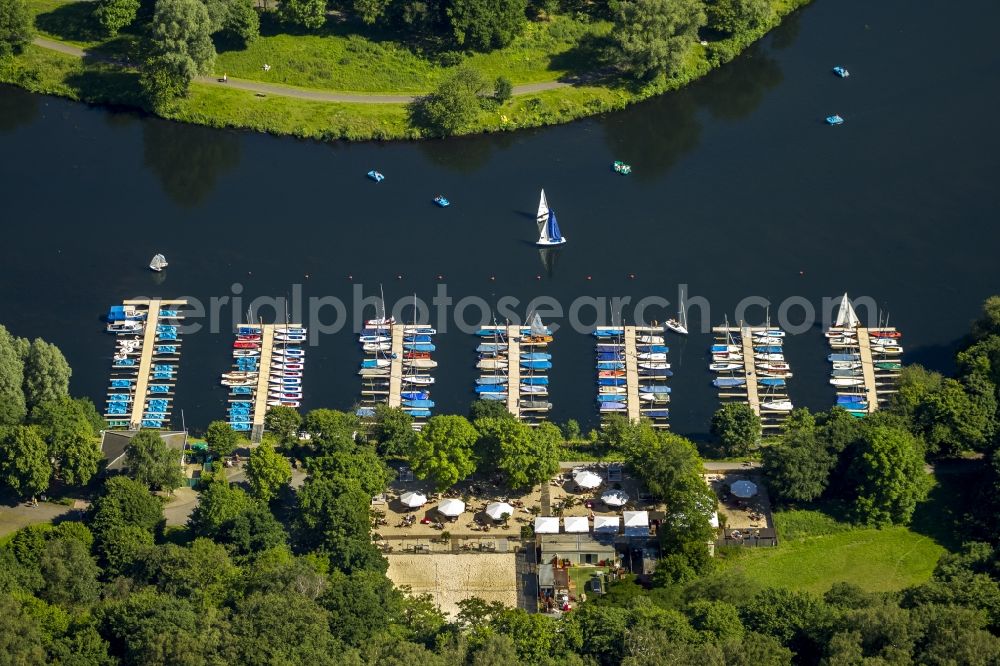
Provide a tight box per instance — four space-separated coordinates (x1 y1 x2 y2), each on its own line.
263 63 271 72
222 73 228 83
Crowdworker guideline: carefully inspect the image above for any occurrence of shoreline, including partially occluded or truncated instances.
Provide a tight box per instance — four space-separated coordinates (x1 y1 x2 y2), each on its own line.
1 0 811 140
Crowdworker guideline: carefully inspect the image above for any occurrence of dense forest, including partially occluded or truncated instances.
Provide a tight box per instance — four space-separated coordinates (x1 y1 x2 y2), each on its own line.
1 297 999 664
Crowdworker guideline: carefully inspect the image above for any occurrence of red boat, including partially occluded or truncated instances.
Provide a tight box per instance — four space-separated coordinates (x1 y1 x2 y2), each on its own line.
599 370 626 378
234 341 261 349
405 351 431 359
870 330 901 338
237 334 262 341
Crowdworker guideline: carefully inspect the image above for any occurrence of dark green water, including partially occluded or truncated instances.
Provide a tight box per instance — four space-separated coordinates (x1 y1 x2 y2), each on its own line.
1 0 997 435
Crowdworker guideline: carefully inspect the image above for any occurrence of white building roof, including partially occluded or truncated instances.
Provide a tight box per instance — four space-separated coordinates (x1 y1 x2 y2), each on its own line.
534 516 560 534
563 516 590 533
593 515 620 533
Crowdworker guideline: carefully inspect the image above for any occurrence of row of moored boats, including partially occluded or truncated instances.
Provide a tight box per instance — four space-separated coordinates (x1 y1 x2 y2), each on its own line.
710 322 794 425
474 314 553 424
593 326 672 427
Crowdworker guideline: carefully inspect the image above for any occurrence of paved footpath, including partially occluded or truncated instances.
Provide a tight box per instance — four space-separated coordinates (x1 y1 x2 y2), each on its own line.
31 37 568 104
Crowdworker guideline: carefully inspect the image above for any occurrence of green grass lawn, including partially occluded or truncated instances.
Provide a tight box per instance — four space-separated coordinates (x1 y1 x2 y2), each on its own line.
214 15 610 93
718 509 945 594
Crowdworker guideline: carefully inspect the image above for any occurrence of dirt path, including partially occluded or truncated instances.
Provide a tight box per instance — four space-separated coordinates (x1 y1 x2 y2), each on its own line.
31 37 569 104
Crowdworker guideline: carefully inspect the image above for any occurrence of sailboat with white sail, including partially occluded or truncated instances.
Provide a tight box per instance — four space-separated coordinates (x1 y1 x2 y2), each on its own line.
149 254 168 272
535 190 567 247
665 287 688 335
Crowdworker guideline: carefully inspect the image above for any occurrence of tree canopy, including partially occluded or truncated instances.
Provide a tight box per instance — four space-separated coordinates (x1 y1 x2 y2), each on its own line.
711 403 761 456
0 0 33 56
410 415 478 491
245 440 292 502
125 430 184 492
612 0 706 78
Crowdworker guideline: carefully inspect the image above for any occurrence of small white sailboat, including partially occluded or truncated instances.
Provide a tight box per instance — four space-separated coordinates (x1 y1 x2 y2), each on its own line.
149 254 168 272
535 189 567 246
665 288 689 335
761 400 794 412
833 292 860 329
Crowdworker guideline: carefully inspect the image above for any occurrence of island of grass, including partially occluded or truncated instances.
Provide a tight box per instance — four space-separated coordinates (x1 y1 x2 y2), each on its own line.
1 0 812 140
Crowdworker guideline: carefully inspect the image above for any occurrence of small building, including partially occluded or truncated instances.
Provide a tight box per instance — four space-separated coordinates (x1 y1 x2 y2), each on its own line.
623 510 650 538
100 430 187 474
534 516 559 534
539 533 618 566
563 516 589 533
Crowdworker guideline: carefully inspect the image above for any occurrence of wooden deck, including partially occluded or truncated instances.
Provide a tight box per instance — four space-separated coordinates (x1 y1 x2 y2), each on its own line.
506 325 521 419
251 325 276 438
739 326 761 415
623 327 640 423
128 298 162 429
857 328 885 414
388 324 404 408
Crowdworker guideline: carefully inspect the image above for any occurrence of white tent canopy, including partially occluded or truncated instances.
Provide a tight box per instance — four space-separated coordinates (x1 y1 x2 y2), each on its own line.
593 515 620 533
601 489 629 507
399 491 427 508
710 511 720 528
437 498 465 517
730 480 758 498
623 510 649 537
534 516 560 534
485 501 515 521
573 470 602 489
564 516 589 533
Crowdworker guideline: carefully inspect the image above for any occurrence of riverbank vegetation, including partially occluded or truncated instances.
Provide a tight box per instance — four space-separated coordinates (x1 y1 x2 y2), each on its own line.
2 0 812 139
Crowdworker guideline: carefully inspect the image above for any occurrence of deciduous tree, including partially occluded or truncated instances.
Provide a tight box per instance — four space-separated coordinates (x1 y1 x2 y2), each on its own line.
22 338 71 413
706 0 771 36
31 396 103 487
370 404 416 456
0 325 27 425
205 420 242 458
410 415 478 491
265 405 302 446
0 425 50 498
277 0 326 29
711 403 761 456
848 425 929 526
125 430 184 491
448 0 527 51
416 66 488 136
94 0 140 37
0 0 33 56
612 0 706 78
246 440 292 502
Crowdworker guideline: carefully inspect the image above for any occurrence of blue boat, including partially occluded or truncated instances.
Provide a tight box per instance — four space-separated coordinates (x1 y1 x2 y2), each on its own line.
837 395 866 404
521 352 552 361
829 353 860 362
404 343 436 352
826 114 844 125
356 407 375 417
401 391 429 400
599 402 627 411
475 385 507 393
832 66 849 78
758 378 786 387
596 394 624 402
713 378 747 388
640 369 673 377
404 408 432 418
403 399 435 409
643 409 670 418
434 195 450 207
231 386 252 394
754 346 783 354
476 376 507 385
711 344 739 353
599 378 626 387
404 335 432 343
521 360 552 370
597 362 625 371
593 328 624 338
522 376 549 386
640 385 671 394
368 170 385 182
596 352 622 360
637 345 668 353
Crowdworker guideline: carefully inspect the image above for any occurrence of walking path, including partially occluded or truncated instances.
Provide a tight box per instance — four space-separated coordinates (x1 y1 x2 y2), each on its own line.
31 37 569 104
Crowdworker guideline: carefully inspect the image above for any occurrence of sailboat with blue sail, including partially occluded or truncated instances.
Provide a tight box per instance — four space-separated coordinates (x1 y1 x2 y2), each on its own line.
535 190 567 246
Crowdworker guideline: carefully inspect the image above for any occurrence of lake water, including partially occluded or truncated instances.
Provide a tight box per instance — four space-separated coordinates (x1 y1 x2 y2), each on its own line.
1 0 998 436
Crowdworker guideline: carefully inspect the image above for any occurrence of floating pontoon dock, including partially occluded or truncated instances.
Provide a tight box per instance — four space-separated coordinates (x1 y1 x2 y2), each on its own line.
710 324 792 430
388 325 405 409
594 325 670 429
506 325 521 419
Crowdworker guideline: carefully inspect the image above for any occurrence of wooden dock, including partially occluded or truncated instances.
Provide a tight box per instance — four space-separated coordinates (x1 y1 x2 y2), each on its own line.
251 324 275 441
118 298 187 430
711 324 790 430
739 326 761 415
506 325 521 419
388 324 404 408
623 327 640 423
855 329 880 414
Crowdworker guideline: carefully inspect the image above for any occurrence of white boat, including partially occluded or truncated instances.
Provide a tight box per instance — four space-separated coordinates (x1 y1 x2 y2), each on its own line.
710 362 742 372
221 378 256 387
830 377 864 387
477 359 508 370
403 376 435 385
359 335 389 344
713 352 743 361
363 342 391 352
149 253 168 272
366 316 394 327
665 288 689 335
754 353 784 362
638 362 670 370
637 352 667 361
757 362 790 372
404 358 438 369
875 345 903 355
269 377 301 385
358 368 389 377
826 329 856 338
753 336 783 345
520 385 548 394
637 335 665 344
535 189 567 246
233 349 260 357
362 359 391 368
753 329 785 338
758 370 792 378
832 361 862 370
404 327 436 335
107 320 144 333
761 400 794 412
833 292 860 329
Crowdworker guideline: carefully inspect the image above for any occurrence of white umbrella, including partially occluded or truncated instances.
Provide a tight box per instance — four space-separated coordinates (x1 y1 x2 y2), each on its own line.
601 489 629 507
485 501 514 521
574 470 602 489
400 491 427 508
437 498 465 517
730 480 758 499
